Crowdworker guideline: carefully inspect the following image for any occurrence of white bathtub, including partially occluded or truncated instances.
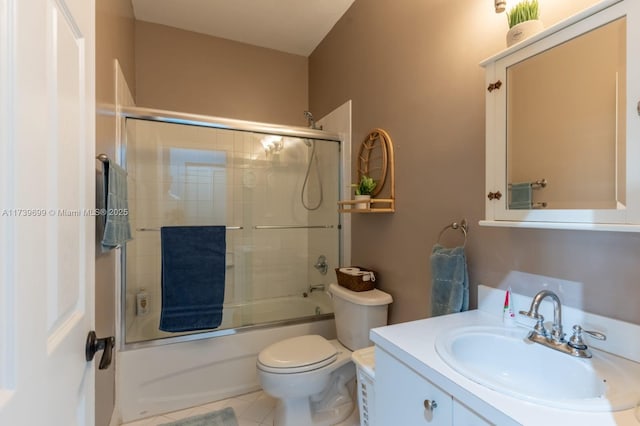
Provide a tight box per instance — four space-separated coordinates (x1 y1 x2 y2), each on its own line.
117 293 336 423
126 291 333 343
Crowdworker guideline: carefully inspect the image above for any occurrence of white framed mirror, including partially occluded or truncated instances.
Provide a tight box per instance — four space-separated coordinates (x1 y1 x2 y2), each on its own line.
481 0 640 231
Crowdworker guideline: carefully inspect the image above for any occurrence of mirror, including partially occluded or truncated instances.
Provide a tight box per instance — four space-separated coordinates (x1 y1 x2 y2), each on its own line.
506 17 626 210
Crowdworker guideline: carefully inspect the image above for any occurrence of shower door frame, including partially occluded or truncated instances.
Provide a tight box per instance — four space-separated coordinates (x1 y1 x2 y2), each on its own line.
121 106 342 141
119 106 347 350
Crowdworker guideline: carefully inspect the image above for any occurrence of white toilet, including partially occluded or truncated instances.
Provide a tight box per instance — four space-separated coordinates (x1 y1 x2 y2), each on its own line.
257 283 393 426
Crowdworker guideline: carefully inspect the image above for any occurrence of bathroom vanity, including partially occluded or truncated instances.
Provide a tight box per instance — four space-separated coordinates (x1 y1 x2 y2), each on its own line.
370 285 640 425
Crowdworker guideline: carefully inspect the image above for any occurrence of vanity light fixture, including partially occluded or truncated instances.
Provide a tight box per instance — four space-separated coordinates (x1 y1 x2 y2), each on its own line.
495 0 507 13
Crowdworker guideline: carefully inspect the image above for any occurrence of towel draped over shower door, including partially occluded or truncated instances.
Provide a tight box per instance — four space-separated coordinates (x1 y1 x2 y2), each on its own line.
160 226 226 332
101 161 132 249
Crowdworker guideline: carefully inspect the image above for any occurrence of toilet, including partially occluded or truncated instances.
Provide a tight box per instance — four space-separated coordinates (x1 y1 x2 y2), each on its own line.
257 283 393 426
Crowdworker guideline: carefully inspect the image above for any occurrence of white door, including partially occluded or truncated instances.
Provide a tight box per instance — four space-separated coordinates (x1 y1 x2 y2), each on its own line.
0 0 96 424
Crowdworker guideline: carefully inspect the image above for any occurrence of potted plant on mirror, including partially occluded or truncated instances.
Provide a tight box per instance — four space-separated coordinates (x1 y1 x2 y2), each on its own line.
353 175 377 210
506 0 543 47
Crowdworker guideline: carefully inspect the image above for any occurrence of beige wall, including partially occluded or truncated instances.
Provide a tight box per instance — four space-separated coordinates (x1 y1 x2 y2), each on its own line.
95 0 136 425
310 0 640 326
135 21 309 126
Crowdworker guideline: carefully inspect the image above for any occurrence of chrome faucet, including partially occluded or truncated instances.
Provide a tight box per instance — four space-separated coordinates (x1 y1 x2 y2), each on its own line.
520 290 606 358
520 289 564 342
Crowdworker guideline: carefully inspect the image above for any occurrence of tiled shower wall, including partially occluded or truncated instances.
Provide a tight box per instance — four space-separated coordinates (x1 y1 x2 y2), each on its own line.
124 119 340 341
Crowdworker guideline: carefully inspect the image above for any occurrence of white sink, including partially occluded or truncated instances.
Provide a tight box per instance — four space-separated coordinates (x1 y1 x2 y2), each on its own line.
435 326 640 411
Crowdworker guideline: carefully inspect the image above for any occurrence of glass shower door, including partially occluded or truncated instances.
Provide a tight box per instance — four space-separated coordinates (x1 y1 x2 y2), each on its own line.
123 118 340 343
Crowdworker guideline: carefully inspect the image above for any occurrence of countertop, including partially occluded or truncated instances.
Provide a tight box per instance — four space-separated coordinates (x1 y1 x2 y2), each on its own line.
370 308 640 425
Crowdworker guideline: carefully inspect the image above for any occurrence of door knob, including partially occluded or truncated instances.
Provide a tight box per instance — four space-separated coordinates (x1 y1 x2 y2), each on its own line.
85 331 115 370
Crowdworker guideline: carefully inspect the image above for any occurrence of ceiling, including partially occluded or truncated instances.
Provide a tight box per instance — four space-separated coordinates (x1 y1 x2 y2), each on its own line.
131 0 356 57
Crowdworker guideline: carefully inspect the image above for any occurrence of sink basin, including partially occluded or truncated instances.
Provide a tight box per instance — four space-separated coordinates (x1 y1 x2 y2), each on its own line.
435 326 640 411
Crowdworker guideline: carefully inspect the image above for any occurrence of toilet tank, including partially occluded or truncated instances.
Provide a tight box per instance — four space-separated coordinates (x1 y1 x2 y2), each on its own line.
329 283 393 351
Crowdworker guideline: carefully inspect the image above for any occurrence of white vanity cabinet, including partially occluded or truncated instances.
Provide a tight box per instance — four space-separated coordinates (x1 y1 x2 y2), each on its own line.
375 347 492 426
481 0 640 231
452 400 493 426
370 287 640 425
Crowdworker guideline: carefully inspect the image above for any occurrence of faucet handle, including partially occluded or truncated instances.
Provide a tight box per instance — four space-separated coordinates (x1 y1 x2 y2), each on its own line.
569 325 606 350
519 310 543 320
519 311 547 337
579 325 606 341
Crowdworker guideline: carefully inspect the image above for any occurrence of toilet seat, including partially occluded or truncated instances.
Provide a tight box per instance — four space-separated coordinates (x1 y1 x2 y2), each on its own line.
257 335 338 374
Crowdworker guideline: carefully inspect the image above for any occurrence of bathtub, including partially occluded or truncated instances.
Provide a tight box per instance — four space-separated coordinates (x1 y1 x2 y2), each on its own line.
126 291 333 343
117 292 336 423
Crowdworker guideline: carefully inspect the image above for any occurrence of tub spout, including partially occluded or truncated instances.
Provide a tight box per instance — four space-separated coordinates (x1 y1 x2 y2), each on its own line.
309 284 325 293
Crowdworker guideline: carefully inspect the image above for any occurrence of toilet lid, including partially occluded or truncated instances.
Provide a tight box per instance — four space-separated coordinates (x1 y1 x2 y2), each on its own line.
258 335 337 373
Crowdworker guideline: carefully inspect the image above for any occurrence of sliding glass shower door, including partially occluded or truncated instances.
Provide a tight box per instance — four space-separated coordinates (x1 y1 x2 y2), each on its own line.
123 117 341 343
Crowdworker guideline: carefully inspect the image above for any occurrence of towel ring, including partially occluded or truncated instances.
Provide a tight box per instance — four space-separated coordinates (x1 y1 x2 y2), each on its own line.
437 219 468 247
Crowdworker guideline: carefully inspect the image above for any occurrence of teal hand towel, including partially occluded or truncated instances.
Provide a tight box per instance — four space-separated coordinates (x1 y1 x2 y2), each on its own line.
509 182 532 209
430 244 469 317
101 162 132 249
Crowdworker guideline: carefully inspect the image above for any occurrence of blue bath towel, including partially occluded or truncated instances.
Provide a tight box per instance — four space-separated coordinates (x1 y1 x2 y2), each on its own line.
430 244 469 317
509 182 532 209
101 161 132 249
160 226 226 332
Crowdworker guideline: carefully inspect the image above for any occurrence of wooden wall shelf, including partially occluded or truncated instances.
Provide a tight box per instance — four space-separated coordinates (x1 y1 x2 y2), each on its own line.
338 128 396 214
338 198 395 213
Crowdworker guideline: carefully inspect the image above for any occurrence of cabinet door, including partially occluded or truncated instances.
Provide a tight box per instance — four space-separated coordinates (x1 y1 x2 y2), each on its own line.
453 399 494 426
375 348 452 425
482 0 640 231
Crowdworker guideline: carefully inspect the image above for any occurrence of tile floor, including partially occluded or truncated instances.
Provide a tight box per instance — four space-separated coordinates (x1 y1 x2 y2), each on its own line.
120 390 276 426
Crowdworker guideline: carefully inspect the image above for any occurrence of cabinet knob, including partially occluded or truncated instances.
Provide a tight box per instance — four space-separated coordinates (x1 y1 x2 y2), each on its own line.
487 191 502 200
423 399 438 411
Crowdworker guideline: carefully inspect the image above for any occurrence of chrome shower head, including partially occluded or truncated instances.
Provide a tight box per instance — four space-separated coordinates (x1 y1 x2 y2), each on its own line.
303 111 315 129
303 111 322 130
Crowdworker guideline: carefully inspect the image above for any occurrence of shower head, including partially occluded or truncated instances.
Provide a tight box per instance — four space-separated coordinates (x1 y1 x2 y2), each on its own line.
303 111 322 130
303 110 314 127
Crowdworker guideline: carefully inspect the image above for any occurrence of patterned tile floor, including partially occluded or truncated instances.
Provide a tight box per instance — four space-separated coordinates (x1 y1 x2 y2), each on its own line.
120 390 276 426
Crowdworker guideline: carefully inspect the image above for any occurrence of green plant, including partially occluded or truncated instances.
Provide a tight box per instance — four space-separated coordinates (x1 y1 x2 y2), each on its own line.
507 0 539 28
353 175 377 196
